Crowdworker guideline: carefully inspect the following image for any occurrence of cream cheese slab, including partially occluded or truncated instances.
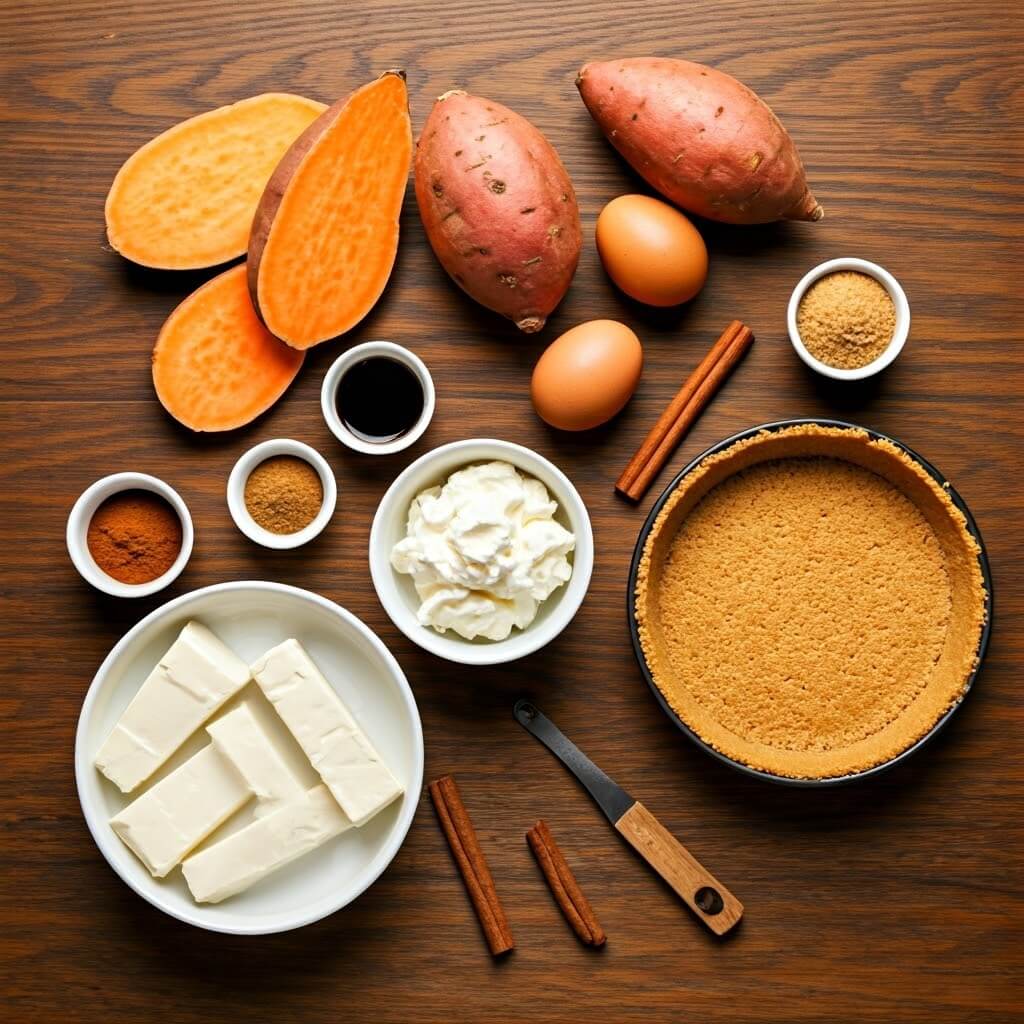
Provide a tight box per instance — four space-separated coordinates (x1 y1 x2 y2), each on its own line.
207 701 305 818
250 639 403 825
110 744 251 877
181 784 351 903
94 621 251 793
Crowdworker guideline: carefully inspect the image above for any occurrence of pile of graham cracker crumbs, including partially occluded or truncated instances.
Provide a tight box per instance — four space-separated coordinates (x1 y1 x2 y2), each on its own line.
797 271 895 369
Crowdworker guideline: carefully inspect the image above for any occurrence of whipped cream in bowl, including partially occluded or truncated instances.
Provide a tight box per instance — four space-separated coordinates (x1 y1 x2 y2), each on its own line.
370 440 593 665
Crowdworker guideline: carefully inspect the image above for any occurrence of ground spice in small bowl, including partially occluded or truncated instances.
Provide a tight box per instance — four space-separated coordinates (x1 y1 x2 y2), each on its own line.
244 455 324 535
87 489 183 584
797 271 896 369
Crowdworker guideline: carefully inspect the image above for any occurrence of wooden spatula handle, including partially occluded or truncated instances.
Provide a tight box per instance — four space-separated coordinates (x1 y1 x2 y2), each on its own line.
615 801 743 935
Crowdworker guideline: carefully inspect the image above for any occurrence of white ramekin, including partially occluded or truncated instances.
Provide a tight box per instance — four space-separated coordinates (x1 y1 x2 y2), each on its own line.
227 439 337 550
67 472 194 598
369 438 594 666
321 341 435 455
787 257 911 381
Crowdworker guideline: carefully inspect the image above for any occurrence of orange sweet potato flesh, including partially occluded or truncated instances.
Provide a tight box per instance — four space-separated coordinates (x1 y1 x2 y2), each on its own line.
105 94 326 269
577 58 822 225
415 90 582 333
153 264 304 432
248 71 412 350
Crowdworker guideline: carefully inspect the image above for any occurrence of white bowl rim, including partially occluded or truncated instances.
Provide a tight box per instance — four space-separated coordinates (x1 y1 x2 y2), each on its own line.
66 472 194 598
74 580 424 935
321 341 436 455
226 439 337 550
369 438 594 666
787 257 911 381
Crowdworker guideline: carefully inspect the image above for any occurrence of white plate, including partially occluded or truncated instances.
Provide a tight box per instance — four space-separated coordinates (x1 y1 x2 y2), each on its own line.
75 581 423 935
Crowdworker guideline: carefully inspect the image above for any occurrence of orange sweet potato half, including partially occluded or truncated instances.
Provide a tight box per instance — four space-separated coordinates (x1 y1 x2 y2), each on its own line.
248 71 412 350
153 265 304 432
105 94 326 269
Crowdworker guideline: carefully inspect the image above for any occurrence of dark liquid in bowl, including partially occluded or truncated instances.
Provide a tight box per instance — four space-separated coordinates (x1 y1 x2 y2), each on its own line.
336 356 424 444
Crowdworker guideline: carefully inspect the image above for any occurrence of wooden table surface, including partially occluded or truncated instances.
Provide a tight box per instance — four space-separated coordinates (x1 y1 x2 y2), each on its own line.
2 1 1022 1020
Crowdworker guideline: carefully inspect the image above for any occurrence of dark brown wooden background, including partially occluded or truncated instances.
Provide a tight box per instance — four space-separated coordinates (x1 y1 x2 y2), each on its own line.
2 1 1022 1021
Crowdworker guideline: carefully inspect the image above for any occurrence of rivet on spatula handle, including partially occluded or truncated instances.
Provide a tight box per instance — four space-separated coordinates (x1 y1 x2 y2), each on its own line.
615 801 743 935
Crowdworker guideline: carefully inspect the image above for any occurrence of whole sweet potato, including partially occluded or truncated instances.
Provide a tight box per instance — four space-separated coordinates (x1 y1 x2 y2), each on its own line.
577 58 822 224
415 90 581 332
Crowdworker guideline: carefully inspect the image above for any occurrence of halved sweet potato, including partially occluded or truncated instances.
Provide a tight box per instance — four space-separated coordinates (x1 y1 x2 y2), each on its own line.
105 94 327 269
248 71 412 350
153 265 304 432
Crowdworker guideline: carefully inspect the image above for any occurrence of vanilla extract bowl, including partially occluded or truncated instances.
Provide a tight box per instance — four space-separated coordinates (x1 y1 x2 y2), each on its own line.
321 341 435 455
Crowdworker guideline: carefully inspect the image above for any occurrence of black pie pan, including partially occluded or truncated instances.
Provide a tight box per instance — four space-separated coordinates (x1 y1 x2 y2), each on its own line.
626 418 994 787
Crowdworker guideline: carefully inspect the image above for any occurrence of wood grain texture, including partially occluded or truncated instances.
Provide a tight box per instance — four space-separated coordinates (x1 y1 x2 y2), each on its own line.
1 1 1022 1021
615 801 744 936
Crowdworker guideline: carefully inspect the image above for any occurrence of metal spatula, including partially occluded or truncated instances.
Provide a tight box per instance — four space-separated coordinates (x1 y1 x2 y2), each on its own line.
514 699 743 935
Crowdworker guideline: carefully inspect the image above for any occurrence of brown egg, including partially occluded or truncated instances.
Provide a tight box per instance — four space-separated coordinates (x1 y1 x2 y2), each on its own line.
531 320 643 431
596 194 708 307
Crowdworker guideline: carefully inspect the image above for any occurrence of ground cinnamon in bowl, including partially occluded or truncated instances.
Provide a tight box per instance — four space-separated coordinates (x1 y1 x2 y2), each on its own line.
244 455 324 535
87 489 183 584
797 271 896 369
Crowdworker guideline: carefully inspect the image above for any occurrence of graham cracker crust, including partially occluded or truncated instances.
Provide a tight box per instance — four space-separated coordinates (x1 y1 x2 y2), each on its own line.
635 424 987 779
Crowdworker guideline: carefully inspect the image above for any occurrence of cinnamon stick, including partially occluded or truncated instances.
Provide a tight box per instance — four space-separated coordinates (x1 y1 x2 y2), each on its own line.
526 819 606 948
616 321 755 503
429 775 514 956
617 320 745 494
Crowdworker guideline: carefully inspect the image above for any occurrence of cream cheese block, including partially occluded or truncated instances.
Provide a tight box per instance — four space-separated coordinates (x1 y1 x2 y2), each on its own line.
207 701 305 817
94 621 251 793
250 639 403 825
110 743 251 877
181 784 351 903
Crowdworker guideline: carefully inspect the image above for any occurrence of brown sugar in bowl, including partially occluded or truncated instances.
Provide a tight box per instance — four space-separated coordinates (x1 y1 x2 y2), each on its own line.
629 420 991 784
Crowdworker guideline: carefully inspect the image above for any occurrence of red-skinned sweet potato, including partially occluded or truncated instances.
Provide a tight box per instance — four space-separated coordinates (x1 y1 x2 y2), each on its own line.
415 90 581 333
577 58 822 225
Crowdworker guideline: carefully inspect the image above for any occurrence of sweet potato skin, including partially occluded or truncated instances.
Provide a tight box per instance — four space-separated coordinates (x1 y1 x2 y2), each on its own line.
415 91 582 333
248 70 411 349
577 58 822 225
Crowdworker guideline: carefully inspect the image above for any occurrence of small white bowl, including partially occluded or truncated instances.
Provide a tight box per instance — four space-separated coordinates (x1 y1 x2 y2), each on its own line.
227 439 337 550
369 439 594 666
787 257 910 381
67 473 194 598
321 341 435 455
